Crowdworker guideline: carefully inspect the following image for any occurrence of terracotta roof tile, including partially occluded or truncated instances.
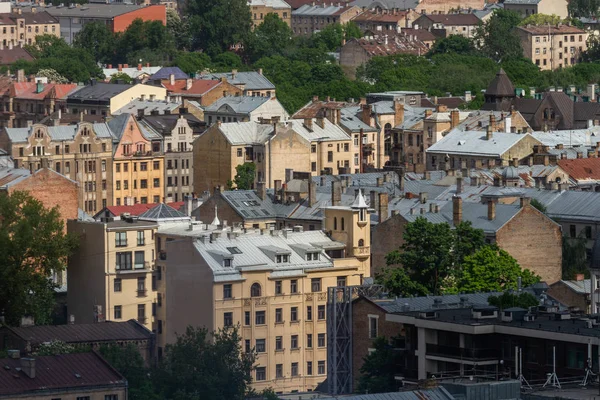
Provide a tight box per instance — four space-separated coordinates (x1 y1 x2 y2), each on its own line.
162 79 221 96
558 158 600 180
421 13 480 25
98 201 185 218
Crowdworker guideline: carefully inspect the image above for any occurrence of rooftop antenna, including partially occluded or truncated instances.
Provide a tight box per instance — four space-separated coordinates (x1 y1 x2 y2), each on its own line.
542 346 561 389
516 346 532 390
580 357 596 387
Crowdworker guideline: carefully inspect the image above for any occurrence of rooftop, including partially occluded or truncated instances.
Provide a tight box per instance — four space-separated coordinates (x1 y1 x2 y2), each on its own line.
204 95 271 114
19 3 148 18
94 201 184 219
292 4 354 16
248 0 291 8
113 99 181 116
149 66 188 81
426 129 539 157
103 65 161 81
198 71 275 90
0 352 125 396
162 79 222 96
216 121 275 145
66 82 134 103
419 13 481 25
517 24 586 35
557 157 600 182
0 46 34 65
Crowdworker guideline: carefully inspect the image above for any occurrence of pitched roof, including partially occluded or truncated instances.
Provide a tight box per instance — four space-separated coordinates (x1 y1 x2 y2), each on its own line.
552 279 590 295
9 11 58 24
419 13 480 25
149 66 188 81
162 79 221 96
557 158 600 181
287 118 351 142
292 99 354 119
205 95 271 114
348 34 428 56
517 24 585 35
485 68 515 97
12 82 78 100
67 82 133 103
113 99 181 116
138 203 188 221
426 129 538 157
4 123 115 143
349 0 418 9
95 201 185 218
353 10 409 22
220 190 277 219
248 0 291 9
293 3 355 16
103 65 161 80
0 46 34 65
198 71 275 90
0 352 125 396
19 3 146 18
217 121 275 145
7 320 151 345
337 388 455 400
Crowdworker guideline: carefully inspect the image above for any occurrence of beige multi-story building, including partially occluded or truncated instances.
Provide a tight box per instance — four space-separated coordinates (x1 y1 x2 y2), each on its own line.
156 192 371 393
291 4 361 36
0 9 60 47
504 0 568 19
0 122 114 213
110 114 165 206
192 119 353 193
517 24 588 71
413 13 480 39
250 0 292 27
67 215 159 330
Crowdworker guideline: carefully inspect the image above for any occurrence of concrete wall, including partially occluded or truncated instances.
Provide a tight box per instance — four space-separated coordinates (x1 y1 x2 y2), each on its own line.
193 124 234 194
251 4 291 27
339 40 369 79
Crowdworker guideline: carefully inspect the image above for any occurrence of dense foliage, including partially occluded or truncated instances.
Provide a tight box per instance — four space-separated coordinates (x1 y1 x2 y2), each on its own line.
488 291 540 310
0 191 78 326
228 162 257 190
357 337 402 394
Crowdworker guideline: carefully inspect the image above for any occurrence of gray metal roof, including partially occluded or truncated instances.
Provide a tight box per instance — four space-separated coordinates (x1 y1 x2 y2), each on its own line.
249 0 290 8
288 118 351 142
205 96 270 115
21 3 146 18
339 388 455 400
340 106 378 133
504 0 540 4
5 123 115 143
4 128 29 143
427 130 539 157
220 190 277 219
113 99 181 116
198 71 275 90
217 121 274 145
292 4 350 16
67 82 133 103
349 0 419 9
139 203 189 222
553 279 590 295
532 127 600 147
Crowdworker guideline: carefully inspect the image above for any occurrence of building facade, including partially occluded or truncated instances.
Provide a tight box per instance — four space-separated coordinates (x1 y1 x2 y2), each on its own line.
250 0 292 27
291 4 362 35
517 25 588 71
0 9 60 47
504 0 568 19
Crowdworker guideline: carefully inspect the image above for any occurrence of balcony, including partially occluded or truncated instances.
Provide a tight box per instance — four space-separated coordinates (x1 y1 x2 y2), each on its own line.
426 344 499 361
353 246 370 260
362 143 374 154
116 261 151 274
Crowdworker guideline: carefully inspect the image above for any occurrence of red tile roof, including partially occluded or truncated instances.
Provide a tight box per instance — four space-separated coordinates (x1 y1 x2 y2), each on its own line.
0 352 125 396
162 79 221 96
558 158 600 180
12 82 78 100
99 201 185 217
0 47 34 65
518 24 585 35
421 13 480 26
293 100 355 119
351 34 429 57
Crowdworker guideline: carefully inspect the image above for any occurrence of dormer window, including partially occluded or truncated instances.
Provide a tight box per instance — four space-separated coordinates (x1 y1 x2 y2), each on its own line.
224 258 232 267
276 254 289 263
306 252 320 261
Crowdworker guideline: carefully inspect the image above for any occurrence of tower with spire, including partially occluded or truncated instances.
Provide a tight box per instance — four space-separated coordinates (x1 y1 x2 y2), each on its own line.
481 68 516 112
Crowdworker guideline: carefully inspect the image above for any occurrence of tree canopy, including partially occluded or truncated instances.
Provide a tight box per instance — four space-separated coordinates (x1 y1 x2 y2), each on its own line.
357 337 402 394
488 291 539 310
227 162 256 190
100 344 158 400
474 9 523 62
0 191 78 326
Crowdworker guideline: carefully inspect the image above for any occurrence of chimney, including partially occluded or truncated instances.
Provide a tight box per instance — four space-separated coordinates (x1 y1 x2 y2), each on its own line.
118 64 123 72
316 115 325 129
184 195 193 216
486 125 493 140
576 273 585 281
489 113 496 129
487 200 496 221
169 74 175 86
419 192 428 204
456 176 463 194
452 195 462 225
20 358 35 379
378 192 389 223
256 181 266 200
425 109 433 118
304 118 313 131
370 191 378 212
331 181 342 206
232 69 238 78
359 97 367 105
588 83 596 102
520 197 530 208
394 99 404 127
376 177 383 187
137 63 142 71
361 104 372 125
308 180 317 207
450 109 459 128
186 78 193 90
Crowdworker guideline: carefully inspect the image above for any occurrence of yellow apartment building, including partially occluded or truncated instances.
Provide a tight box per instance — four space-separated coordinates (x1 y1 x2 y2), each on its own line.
193 119 353 193
250 0 291 27
517 24 588 71
110 114 165 206
67 216 158 330
0 122 114 213
0 10 60 47
155 192 371 393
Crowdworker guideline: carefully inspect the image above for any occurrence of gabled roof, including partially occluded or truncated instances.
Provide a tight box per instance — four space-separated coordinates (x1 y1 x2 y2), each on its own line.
552 279 590 295
337 388 455 400
249 0 291 9
557 158 600 181
485 68 515 98
113 99 181 116
6 319 151 345
162 79 221 96
138 203 188 221
220 190 277 219
103 65 162 81
0 352 125 396
292 3 356 16
67 82 133 103
12 82 78 100
217 121 274 145
0 46 34 65
4 123 115 143
347 34 428 56
198 71 275 90
204 95 270 114
418 13 481 25
426 129 539 157
149 66 188 81
287 118 351 142
94 201 185 219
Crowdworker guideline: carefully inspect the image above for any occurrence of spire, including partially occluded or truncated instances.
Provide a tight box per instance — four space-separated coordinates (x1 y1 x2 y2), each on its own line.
351 189 368 209
211 205 220 226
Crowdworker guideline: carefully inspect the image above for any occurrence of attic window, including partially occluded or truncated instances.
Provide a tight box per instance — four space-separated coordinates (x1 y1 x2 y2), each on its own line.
306 252 320 261
458 140 466 145
224 258 232 267
276 254 289 263
227 247 242 254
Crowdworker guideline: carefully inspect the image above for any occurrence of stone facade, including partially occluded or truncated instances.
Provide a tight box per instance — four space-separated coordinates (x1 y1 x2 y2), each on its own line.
547 280 589 313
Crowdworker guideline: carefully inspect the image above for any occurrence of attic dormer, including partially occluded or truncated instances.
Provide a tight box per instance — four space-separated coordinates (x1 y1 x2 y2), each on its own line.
259 245 292 263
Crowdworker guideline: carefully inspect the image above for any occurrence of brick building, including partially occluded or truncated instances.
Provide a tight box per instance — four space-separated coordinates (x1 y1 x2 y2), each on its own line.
548 277 590 313
413 13 480 38
161 77 243 106
291 4 362 36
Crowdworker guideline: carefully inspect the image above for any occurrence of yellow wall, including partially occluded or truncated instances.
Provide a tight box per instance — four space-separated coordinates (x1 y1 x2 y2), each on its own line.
110 84 167 114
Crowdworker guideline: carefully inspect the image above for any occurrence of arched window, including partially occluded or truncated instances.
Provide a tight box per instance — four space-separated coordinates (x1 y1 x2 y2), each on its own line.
251 283 261 297
341 217 345 231
333 217 337 230
358 239 365 247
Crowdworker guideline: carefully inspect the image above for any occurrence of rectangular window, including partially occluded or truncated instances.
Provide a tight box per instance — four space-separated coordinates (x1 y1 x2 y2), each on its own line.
586 226 592 239
153 161 160 169
275 280 282 295
137 304 146 323
311 278 321 292
369 316 378 338
140 162 148 171
137 277 146 293
307 333 313 348
327 151 333 162
318 360 325 375
154 178 160 188
291 335 298 349
318 333 325 347
307 361 313 375
114 305 122 319
256 367 266 381
224 312 233 327
570 225 577 238
290 279 298 293
275 336 282 351
318 305 325 320
245 339 251 353
137 231 145 246
291 362 298 377
140 179 148 189
256 339 266 353
134 251 145 269
115 232 127 247
245 311 250 326
291 307 298 322
255 310 265 325
307 306 312 321
275 308 283 323
223 284 232 299
114 278 121 292
276 363 283 378
337 276 347 287
116 252 132 270
311 162 317 172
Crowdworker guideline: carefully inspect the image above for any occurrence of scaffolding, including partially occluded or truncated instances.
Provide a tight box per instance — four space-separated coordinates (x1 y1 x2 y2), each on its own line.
326 284 385 395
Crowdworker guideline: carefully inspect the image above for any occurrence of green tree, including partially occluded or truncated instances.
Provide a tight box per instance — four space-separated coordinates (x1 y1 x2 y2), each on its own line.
24 34 70 59
155 326 255 400
167 8 192 50
428 34 476 56
0 191 78 326
228 162 256 190
172 52 210 76
186 0 252 56
357 337 402 394
475 9 523 62
114 19 174 65
584 34 600 62
246 13 294 62
343 21 362 40
488 291 539 309
73 22 115 63
36 68 68 84
569 0 600 18
530 198 547 213
100 344 158 400
213 52 243 70
110 72 133 84
458 246 540 292
562 235 589 280
312 23 345 51
519 14 563 26
34 340 77 356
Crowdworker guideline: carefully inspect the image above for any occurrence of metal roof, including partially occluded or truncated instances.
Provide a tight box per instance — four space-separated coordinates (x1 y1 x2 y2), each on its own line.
553 279 590 295
339 388 455 400
249 0 291 8
292 4 351 16
217 121 275 145
220 190 277 219
205 95 270 114
287 118 351 142
349 0 419 9
149 66 189 81
340 106 378 132
103 66 162 81
138 203 189 222
66 82 133 102
21 3 146 18
198 71 275 90
427 130 539 157
113 99 181 115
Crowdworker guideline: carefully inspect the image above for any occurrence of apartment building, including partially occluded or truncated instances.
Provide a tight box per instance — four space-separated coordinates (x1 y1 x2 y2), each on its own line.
351 9 418 33
413 13 480 38
517 24 588 71
0 122 114 213
203 96 289 124
291 4 361 35
138 114 198 202
110 114 164 206
504 0 568 19
161 77 243 106
250 0 292 27
199 70 276 98
192 119 352 193
156 193 371 393
0 9 59 47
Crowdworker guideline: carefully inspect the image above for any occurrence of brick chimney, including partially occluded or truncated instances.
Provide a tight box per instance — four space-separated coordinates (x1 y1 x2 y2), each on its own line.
361 104 372 125
487 200 496 221
256 182 266 200
452 195 462 225
456 176 463 194
520 197 531 208
378 192 389 223
137 63 142 71
20 358 35 379
394 99 404 126
450 109 459 128
486 125 493 140
331 181 342 206
308 180 317 207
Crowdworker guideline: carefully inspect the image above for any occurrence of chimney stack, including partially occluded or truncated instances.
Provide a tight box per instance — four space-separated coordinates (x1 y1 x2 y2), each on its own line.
331 181 342 206
520 197 531 208
308 180 317 207
450 109 459 129
20 358 35 379
378 192 389 223
486 125 493 140
452 195 462 225
488 200 496 221
419 192 428 204
456 176 463 194
256 182 266 201
376 177 383 187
